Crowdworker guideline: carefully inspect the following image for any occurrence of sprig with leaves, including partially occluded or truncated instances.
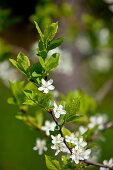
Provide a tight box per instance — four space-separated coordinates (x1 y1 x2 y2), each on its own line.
8 21 113 170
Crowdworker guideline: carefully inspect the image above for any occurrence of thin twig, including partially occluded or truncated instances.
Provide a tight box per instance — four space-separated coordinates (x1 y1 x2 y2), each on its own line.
20 108 51 140
91 120 113 141
95 77 113 102
48 110 113 169
84 159 113 169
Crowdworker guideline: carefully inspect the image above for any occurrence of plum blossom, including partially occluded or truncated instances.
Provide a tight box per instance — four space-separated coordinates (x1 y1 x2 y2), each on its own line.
38 79 55 94
100 158 113 170
70 147 91 164
42 121 56 136
51 134 65 155
65 133 77 144
53 101 66 118
74 136 87 150
33 138 47 155
88 114 107 130
79 126 88 135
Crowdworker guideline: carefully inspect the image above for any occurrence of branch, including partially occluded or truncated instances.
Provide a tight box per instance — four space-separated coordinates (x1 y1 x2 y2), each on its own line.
95 77 113 102
49 110 72 153
84 160 113 169
20 108 51 140
48 110 113 169
91 120 113 141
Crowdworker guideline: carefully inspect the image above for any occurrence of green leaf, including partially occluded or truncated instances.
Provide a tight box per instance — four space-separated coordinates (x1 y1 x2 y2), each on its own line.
17 52 30 72
29 62 43 77
23 99 36 106
62 127 71 137
44 22 58 42
75 90 97 115
46 53 60 72
65 97 80 123
47 37 64 51
38 56 46 69
7 97 16 104
9 52 30 76
35 111 43 128
34 21 44 41
45 155 61 170
9 80 25 105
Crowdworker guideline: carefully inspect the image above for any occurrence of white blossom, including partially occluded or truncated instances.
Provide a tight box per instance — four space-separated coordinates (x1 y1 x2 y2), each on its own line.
89 52 112 73
74 136 87 150
38 79 55 94
70 147 91 164
100 158 113 170
53 101 66 119
104 0 113 3
42 121 56 136
65 133 77 144
79 126 88 135
0 60 20 87
33 138 47 155
51 134 64 156
88 114 107 130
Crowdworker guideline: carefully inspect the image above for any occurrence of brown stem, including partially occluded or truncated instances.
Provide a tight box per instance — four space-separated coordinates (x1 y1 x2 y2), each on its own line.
49 110 72 153
20 108 51 140
84 160 113 169
48 109 113 169
91 120 113 141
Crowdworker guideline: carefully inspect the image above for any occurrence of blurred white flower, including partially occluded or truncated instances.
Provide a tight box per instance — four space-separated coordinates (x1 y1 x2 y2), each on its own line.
104 0 113 3
108 4 113 12
53 90 59 98
0 60 20 87
51 134 64 155
79 126 88 135
53 101 66 119
89 52 112 72
70 147 91 164
42 121 56 136
38 79 55 93
97 28 110 45
88 114 108 130
74 136 87 150
75 35 92 54
33 138 47 155
48 47 74 75
65 133 77 144
100 158 113 170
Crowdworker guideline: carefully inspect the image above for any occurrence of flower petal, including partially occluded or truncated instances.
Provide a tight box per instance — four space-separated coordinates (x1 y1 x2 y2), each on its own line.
47 79 53 85
38 86 45 91
48 85 55 90
43 88 49 94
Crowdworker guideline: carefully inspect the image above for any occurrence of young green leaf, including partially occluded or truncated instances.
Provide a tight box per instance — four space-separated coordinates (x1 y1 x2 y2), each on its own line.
34 21 44 41
47 37 64 51
10 52 30 76
38 56 46 69
9 80 25 105
46 53 60 72
44 22 58 43
45 155 61 170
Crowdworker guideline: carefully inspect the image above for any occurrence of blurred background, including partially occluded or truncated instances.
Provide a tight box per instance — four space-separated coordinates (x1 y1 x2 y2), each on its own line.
0 0 113 169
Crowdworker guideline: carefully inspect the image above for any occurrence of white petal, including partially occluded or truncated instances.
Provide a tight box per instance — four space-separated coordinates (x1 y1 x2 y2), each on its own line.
38 86 45 91
61 110 66 115
55 112 60 118
47 79 53 85
41 79 46 86
48 85 55 90
43 88 49 94
54 101 57 109
33 146 37 150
